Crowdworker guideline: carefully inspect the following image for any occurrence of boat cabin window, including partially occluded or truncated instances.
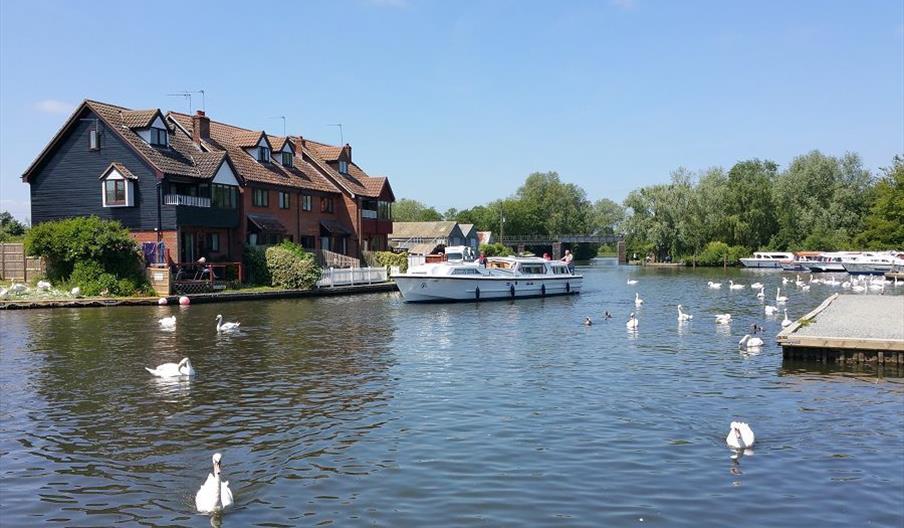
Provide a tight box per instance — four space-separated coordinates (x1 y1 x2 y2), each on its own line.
551 265 571 274
451 268 481 275
488 260 514 270
518 264 547 275
445 252 463 262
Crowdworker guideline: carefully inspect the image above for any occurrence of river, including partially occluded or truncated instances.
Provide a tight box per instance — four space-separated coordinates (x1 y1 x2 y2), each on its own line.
1 259 902 527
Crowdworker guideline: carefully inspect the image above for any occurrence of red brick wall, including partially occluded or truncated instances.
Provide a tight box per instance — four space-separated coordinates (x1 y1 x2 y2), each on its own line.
132 230 178 262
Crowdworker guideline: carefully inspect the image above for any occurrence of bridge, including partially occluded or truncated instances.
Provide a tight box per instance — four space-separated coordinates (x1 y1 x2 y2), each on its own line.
497 234 625 262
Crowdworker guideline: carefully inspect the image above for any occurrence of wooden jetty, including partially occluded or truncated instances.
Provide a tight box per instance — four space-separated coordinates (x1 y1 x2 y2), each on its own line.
777 293 904 366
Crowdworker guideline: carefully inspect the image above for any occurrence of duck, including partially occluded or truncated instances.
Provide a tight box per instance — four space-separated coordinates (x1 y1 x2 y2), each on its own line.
781 309 792 327
750 282 764 290
216 314 240 332
764 305 778 316
756 286 765 299
145 357 195 377
583 317 593 326
196 452 234 514
707 281 722 289
775 287 788 304
158 315 176 329
729 280 745 290
626 279 638 285
626 312 638 329
726 422 755 450
738 334 764 350
715 313 732 325
750 323 764 334
634 292 644 306
677 304 693 321
603 311 613 320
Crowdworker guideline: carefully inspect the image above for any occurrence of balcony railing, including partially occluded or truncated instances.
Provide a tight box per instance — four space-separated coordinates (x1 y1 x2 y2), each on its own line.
164 194 210 208
361 209 378 219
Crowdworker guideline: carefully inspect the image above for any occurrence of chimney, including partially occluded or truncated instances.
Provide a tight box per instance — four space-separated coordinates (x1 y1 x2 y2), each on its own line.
192 110 210 145
289 135 305 152
344 143 351 163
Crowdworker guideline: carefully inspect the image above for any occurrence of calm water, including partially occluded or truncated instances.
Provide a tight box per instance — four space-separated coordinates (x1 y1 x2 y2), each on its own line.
2 260 903 527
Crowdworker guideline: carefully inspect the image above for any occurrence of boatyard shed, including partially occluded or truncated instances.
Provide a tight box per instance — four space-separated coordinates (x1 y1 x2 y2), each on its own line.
390 221 478 255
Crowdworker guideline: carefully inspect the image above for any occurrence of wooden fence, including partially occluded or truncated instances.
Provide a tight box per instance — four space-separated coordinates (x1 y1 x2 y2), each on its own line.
0 243 45 281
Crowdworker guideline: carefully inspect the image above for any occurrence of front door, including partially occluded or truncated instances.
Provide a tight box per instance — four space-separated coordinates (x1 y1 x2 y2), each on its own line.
180 231 195 263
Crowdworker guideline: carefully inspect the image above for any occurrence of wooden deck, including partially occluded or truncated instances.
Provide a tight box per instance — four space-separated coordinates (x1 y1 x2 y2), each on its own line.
776 293 904 366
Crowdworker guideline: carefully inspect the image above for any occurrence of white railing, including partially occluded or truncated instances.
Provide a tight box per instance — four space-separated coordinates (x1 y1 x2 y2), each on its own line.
317 266 389 288
361 209 378 219
408 253 426 269
164 194 210 207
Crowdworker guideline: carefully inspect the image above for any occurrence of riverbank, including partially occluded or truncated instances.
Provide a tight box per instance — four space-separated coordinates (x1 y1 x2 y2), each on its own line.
0 282 397 310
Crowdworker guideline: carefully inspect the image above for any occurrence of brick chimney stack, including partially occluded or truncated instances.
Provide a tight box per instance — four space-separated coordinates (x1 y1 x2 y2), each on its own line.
344 143 351 163
192 110 210 145
289 135 305 152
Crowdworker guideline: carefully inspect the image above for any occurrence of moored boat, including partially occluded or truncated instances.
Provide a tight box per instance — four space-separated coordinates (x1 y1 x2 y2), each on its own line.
780 251 822 271
393 256 582 302
803 252 858 272
841 252 901 275
739 252 794 269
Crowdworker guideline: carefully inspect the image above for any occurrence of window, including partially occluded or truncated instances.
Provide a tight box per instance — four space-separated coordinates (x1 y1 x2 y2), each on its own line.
338 160 349 174
104 179 127 206
150 127 168 146
301 195 312 211
211 184 237 209
258 146 271 163
278 191 290 209
299 236 315 250
281 151 293 167
209 233 220 252
253 188 269 207
378 200 391 220
321 196 334 213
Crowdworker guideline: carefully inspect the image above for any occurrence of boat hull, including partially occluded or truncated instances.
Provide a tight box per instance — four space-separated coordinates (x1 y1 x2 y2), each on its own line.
803 263 846 272
842 262 893 275
739 258 786 269
393 275 583 303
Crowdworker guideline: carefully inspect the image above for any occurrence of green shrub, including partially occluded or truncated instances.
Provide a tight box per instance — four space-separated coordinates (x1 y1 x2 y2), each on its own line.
371 251 408 272
480 242 513 257
69 260 119 296
265 245 321 289
695 241 748 266
243 246 270 285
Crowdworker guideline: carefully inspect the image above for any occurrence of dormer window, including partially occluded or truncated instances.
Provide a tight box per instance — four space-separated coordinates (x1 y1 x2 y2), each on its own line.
338 160 349 174
258 146 271 163
150 127 168 147
282 151 293 167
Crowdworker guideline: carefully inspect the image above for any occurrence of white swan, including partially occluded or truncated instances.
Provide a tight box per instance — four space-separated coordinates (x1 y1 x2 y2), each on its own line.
726 422 755 449
9 283 27 294
715 313 732 324
634 292 644 306
738 334 764 350
37 280 52 291
159 315 176 329
145 357 195 377
764 305 778 315
677 304 693 321
852 284 866 293
781 309 792 327
626 312 638 329
626 279 638 285
750 282 763 290
196 452 234 514
801 284 810 292
782 277 789 285
707 281 722 289
70 287 81 297
729 280 745 290
775 287 788 304
756 286 765 299
216 314 240 332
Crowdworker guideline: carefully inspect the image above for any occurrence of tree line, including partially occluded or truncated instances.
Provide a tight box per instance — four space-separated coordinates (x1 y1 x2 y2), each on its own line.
393 150 903 261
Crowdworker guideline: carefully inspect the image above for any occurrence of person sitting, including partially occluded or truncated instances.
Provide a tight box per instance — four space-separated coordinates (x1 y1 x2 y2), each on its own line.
476 251 488 267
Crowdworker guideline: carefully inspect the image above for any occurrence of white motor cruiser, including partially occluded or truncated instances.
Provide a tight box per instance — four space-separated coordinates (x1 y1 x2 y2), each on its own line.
739 252 794 269
393 256 582 302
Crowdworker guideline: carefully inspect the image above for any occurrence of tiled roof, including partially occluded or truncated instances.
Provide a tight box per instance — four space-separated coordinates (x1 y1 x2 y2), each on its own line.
304 139 343 160
248 214 288 233
267 135 292 152
232 130 267 148
391 221 459 239
99 162 138 180
193 151 228 179
301 144 389 198
168 112 340 193
320 219 352 236
120 109 160 129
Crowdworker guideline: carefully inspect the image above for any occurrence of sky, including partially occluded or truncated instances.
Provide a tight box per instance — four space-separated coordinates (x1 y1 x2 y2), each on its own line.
1 0 902 222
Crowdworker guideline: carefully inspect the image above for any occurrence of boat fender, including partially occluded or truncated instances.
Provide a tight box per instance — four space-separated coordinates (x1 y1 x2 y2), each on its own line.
510 285 516 298
566 282 571 293
541 284 546 296
475 286 480 300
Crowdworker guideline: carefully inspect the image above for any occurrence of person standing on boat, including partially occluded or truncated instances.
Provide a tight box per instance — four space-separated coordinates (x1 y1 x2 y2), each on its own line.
477 251 487 267
561 249 574 272
542 252 551 260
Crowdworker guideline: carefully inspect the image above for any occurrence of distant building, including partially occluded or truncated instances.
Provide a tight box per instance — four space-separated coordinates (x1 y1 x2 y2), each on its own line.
390 221 479 255
477 231 493 246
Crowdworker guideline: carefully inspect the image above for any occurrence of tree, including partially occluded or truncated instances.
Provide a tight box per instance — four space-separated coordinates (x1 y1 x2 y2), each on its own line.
515 171 592 235
0 211 27 242
391 198 443 222
856 155 904 249
723 159 778 250
590 198 625 235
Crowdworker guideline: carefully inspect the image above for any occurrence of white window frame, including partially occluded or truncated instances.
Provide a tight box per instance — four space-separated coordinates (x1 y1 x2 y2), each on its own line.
302 194 312 211
101 173 134 207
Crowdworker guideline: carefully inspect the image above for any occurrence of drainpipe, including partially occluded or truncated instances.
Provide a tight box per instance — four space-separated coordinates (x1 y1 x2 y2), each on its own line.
156 180 163 243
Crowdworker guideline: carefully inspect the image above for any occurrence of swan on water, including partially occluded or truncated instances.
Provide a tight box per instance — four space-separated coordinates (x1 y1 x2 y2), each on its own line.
626 313 639 329
627 279 638 285
782 277 789 285
750 282 763 290
775 288 788 304
841 281 851 289
764 305 778 315
756 286 765 299
852 284 866 293
738 334 764 350
634 292 644 306
145 357 195 377
677 304 693 321
801 284 810 292
216 314 240 332
715 313 732 324
707 281 722 289
159 315 176 329
781 309 792 327
726 422 755 450
196 452 234 514
729 280 745 290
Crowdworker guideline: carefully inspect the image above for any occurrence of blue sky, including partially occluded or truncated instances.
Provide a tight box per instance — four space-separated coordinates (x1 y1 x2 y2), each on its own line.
1 0 902 222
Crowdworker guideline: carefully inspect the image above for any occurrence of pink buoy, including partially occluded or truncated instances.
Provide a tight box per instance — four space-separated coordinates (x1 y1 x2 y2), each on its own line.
158 297 168 305
179 296 190 306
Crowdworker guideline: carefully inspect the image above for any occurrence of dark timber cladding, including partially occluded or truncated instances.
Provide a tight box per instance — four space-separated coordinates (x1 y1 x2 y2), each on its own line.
27 108 171 230
777 294 904 367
